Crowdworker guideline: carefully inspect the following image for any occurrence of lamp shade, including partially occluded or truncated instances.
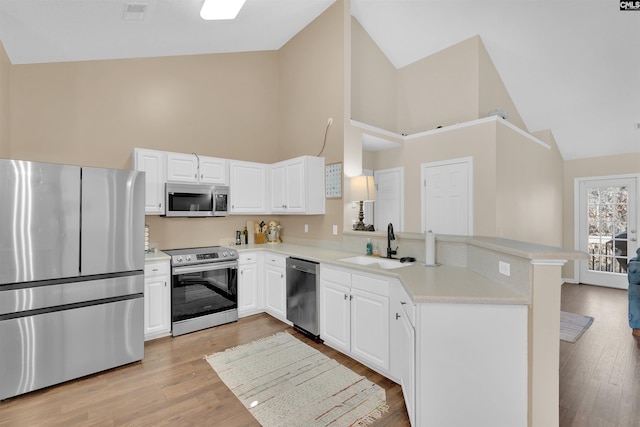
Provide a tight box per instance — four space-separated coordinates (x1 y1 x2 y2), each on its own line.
350 175 376 202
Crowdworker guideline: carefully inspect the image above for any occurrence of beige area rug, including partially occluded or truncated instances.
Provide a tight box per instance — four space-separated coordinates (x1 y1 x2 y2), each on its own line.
205 332 388 426
560 311 594 343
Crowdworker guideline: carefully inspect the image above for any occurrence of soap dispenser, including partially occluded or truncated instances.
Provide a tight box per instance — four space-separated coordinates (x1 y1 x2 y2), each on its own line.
366 238 373 256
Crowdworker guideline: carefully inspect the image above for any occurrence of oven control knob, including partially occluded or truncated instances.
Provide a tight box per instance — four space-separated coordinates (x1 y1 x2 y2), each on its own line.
186 255 191 262
175 256 183 263
222 251 228 257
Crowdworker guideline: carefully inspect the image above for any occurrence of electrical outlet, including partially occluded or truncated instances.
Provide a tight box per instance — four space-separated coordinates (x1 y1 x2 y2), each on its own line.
332 225 338 235
304 224 308 233
499 261 511 276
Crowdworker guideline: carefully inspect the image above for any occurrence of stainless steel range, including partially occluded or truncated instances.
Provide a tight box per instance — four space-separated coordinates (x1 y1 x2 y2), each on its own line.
164 246 238 336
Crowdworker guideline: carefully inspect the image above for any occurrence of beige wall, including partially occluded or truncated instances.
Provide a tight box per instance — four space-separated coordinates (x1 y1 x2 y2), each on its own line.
496 127 563 246
397 36 480 135
0 41 9 158
350 16 397 132
562 152 640 280
478 39 527 131
370 121 498 235
10 52 280 168
277 0 347 242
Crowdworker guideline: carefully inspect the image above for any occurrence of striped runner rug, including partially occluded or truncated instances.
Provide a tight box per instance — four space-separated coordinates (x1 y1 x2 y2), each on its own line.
205 332 388 426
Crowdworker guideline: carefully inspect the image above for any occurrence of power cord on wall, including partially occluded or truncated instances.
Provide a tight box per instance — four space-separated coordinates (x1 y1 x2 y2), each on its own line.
316 117 333 157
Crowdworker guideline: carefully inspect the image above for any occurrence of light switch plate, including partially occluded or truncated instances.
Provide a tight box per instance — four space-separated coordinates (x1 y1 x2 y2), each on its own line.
332 225 338 235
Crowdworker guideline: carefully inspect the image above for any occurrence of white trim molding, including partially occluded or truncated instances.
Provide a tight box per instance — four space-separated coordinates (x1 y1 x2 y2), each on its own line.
351 116 551 150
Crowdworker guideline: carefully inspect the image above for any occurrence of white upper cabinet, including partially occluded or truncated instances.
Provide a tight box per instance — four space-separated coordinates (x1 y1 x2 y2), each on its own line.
134 149 321 216
166 152 198 183
132 148 166 215
229 160 267 214
198 156 227 184
269 156 325 215
166 152 228 185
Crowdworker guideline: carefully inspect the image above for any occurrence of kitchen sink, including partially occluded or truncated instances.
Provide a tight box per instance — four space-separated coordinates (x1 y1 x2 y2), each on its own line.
337 256 412 269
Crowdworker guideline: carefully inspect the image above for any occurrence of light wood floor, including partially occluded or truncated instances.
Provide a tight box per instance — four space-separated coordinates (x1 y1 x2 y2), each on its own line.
560 283 640 427
0 313 410 426
3 284 639 426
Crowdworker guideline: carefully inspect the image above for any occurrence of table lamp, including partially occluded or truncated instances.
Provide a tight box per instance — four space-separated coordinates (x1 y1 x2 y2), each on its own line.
350 175 376 231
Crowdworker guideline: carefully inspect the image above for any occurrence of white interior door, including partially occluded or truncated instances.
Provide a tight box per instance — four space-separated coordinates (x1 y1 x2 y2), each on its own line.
373 167 404 232
421 158 472 235
577 175 638 289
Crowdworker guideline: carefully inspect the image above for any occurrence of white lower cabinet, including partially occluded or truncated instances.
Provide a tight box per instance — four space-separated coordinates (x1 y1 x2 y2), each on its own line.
264 253 287 322
143 259 171 340
238 252 261 317
389 280 416 424
320 264 390 374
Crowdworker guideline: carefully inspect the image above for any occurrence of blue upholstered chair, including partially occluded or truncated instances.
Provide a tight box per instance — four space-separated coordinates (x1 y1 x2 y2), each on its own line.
629 248 640 337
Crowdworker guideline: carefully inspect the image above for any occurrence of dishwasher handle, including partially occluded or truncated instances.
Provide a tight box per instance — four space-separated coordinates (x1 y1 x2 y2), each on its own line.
288 264 317 275
286 258 319 275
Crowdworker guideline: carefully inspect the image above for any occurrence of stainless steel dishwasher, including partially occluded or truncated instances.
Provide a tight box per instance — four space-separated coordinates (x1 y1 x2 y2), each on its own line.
286 257 320 339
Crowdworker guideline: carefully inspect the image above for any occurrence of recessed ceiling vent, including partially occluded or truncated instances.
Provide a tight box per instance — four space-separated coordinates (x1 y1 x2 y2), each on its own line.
123 3 147 21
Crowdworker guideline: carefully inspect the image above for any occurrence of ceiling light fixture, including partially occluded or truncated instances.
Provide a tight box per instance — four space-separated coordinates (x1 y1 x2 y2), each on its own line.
200 0 246 20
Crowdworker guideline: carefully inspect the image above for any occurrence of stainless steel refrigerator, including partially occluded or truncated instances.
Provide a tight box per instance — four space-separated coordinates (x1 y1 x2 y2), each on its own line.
0 159 145 400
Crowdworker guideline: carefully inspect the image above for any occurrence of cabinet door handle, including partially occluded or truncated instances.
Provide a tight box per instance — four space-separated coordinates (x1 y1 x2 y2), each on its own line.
158 202 162 208
400 301 406 305
396 313 401 320
344 294 348 300
152 268 158 272
280 274 284 279
164 282 166 287
349 295 353 301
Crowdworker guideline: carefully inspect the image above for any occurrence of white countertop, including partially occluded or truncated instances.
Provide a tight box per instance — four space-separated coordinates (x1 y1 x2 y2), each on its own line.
144 250 171 262
236 243 534 305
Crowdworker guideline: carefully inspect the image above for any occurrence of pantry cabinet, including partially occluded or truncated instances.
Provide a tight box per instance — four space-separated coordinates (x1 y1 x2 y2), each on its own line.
238 252 261 317
166 152 227 185
269 156 325 214
229 160 267 214
133 148 166 215
320 264 390 374
143 259 171 340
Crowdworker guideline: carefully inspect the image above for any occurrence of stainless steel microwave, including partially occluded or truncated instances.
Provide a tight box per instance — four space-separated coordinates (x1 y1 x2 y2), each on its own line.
164 183 229 217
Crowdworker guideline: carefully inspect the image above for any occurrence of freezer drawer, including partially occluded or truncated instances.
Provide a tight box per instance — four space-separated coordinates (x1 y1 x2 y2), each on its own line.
0 297 144 400
0 274 144 316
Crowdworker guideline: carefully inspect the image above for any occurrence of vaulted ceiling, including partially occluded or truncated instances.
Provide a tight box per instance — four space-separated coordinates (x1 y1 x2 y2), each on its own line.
1 0 638 161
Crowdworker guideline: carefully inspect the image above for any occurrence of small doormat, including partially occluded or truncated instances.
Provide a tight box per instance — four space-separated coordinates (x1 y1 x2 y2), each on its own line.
560 311 594 343
205 332 388 427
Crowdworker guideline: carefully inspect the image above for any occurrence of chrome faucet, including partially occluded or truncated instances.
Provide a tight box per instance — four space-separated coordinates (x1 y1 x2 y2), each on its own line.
387 223 398 259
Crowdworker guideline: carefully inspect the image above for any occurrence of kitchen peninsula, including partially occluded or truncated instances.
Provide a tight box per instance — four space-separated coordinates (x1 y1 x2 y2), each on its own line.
233 234 586 427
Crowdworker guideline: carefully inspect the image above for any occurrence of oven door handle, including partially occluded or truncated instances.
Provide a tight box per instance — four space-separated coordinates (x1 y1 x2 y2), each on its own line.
172 261 238 275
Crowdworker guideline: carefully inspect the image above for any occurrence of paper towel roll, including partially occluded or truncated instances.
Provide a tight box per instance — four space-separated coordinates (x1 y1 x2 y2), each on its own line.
425 230 436 265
